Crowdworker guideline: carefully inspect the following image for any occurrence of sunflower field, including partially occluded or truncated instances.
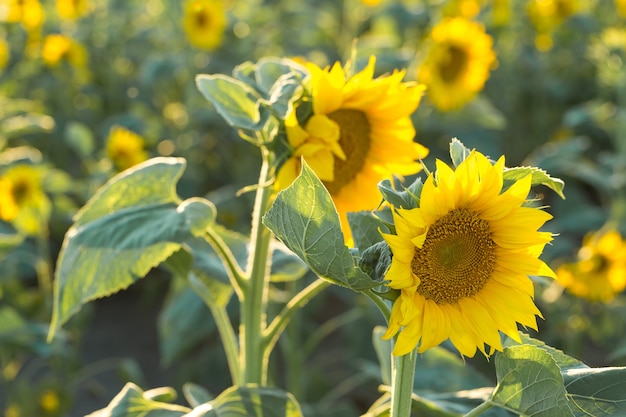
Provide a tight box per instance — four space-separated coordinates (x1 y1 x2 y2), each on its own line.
1 0 626 416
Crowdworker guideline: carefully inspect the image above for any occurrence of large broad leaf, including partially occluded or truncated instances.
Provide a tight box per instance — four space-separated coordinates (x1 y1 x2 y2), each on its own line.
491 345 574 417
85 383 190 417
503 166 566 199
263 160 375 291
506 335 626 416
187 385 303 417
49 158 216 340
564 367 626 416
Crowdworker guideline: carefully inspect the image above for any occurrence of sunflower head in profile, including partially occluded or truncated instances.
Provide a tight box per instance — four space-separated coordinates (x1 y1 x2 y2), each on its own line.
275 56 429 244
182 0 226 50
0 164 50 235
381 150 556 357
417 17 497 111
106 126 149 171
56 0 90 20
556 230 626 303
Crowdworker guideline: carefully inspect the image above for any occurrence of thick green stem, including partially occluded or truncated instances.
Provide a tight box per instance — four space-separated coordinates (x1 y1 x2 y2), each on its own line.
390 348 417 417
463 401 494 417
241 148 275 385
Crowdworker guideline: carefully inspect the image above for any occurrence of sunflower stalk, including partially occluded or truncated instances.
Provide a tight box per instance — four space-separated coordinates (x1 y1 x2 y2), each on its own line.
390 347 417 417
240 145 275 385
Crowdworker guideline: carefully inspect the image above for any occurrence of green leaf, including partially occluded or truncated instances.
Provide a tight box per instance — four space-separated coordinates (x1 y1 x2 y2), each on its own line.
85 383 190 417
504 334 585 372
377 177 422 210
189 385 304 417
449 137 472 168
492 345 574 417
347 210 388 250
49 159 216 340
372 326 393 386
158 276 216 365
195 74 266 131
183 383 214 408
64 121 95 157
564 367 626 416
263 160 376 291
503 166 566 199
270 241 309 282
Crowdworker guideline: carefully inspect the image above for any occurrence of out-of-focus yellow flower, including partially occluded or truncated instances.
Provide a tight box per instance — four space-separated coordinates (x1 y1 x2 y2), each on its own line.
39 389 61 414
557 230 626 303
617 0 626 17
2 0 45 30
56 0 90 20
361 0 382 6
0 37 9 71
418 17 497 111
588 27 626 87
526 0 580 51
182 0 226 50
276 56 429 244
42 34 88 68
442 0 486 18
382 151 555 357
0 164 50 235
106 126 149 171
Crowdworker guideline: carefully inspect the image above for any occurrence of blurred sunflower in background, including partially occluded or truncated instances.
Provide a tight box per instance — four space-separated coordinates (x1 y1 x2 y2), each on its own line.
106 126 149 171
56 0 91 20
417 17 497 111
1 0 45 31
442 0 486 18
0 37 9 71
382 150 555 357
42 34 88 68
182 0 226 50
526 0 581 51
0 164 51 235
618 0 626 17
276 56 429 244
556 229 626 303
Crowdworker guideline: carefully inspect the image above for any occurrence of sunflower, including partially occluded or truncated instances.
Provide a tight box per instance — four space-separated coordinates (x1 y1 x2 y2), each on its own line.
56 0 90 20
491 0 511 26
618 0 626 18
42 34 88 68
106 126 149 171
417 17 497 111
442 0 485 18
276 56 429 243
0 38 9 71
182 0 226 50
0 165 50 235
381 150 556 357
526 0 580 51
1 0 45 29
556 230 626 303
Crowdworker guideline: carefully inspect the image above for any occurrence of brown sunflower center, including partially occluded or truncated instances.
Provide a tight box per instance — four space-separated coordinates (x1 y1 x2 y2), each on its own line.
195 9 210 29
411 208 496 304
323 109 371 195
439 45 468 83
11 179 33 204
